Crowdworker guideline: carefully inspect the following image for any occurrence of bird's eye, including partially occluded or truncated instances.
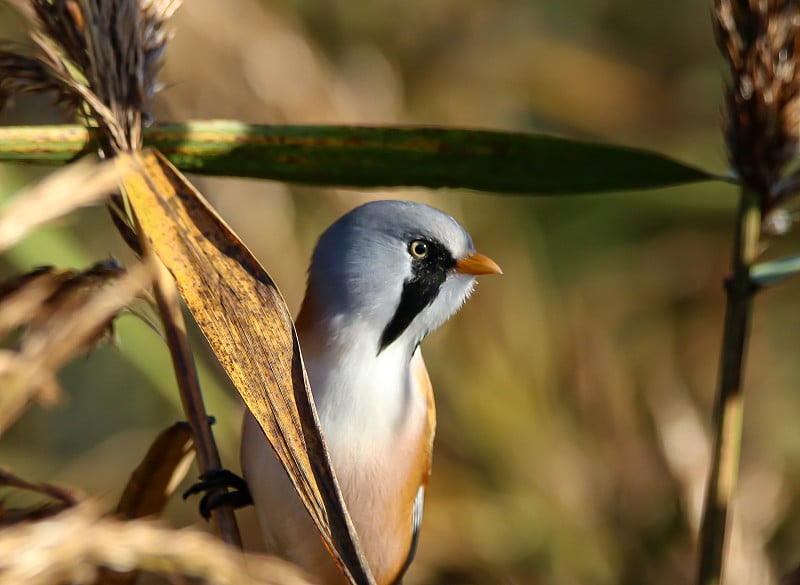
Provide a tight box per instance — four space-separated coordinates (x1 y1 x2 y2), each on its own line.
409 240 429 259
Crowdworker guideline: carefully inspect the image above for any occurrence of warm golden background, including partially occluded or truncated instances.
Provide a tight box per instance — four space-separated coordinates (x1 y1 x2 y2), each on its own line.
1 1 799 584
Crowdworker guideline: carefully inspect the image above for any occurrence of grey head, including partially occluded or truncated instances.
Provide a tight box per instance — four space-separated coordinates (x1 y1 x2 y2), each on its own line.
305 200 493 354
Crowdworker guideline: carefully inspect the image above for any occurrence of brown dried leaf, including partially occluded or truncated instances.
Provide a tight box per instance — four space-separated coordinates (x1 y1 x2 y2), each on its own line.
0 262 152 434
121 149 375 585
23 259 126 340
115 422 195 519
0 259 127 351
93 422 195 585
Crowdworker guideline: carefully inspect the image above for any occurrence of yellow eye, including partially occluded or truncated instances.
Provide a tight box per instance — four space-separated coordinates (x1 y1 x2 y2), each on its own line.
409 240 429 259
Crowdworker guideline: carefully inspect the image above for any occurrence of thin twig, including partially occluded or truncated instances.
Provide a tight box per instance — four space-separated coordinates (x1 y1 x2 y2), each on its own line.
132 210 242 547
152 260 242 547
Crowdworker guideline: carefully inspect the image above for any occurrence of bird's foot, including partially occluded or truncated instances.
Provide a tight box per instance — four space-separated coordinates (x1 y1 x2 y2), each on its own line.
183 468 253 520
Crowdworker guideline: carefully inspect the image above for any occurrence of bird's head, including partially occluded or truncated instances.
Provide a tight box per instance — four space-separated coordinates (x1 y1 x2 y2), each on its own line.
304 200 501 355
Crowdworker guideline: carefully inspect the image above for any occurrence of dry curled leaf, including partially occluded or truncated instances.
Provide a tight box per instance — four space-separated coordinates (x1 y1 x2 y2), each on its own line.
121 149 375 585
94 422 195 585
0 259 127 349
0 261 151 434
115 422 195 520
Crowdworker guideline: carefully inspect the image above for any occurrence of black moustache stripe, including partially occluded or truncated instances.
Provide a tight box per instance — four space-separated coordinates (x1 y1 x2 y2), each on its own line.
379 274 444 352
378 239 455 353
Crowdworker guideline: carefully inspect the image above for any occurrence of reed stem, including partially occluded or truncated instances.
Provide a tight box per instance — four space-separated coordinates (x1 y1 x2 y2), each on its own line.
134 213 242 548
696 187 761 585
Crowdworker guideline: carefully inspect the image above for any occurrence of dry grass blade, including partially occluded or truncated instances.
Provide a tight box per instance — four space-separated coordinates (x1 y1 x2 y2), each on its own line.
121 149 375 585
0 503 313 585
0 155 132 252
0 261 151 434
94 422 195 585
0 469 83 526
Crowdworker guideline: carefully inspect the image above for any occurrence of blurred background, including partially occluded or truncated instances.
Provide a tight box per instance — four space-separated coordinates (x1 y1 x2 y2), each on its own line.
2 1 799 584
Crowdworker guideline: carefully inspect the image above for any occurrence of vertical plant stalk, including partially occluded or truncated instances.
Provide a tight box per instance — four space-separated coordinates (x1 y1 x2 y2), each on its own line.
154 265 243 547
696 188 761 585
700 0 800 579
136 217 242 548
1 0 243 546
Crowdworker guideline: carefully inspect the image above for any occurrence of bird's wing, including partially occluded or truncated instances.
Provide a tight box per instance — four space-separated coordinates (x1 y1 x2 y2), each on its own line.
393 350 437 583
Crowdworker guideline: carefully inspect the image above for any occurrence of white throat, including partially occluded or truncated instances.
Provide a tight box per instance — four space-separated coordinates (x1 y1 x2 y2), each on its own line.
301 317 425 452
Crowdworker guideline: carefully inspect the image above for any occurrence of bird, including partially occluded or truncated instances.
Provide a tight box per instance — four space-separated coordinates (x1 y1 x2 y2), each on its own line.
240 200 501 585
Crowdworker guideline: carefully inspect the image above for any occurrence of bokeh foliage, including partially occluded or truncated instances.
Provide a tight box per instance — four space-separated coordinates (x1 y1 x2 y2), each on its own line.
2 1 799 585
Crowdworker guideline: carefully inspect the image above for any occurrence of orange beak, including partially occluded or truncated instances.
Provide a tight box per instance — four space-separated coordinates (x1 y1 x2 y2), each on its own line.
455 252 503 276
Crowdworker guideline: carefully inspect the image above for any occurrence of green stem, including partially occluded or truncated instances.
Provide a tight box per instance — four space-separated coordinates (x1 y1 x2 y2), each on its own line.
696 187 761 585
